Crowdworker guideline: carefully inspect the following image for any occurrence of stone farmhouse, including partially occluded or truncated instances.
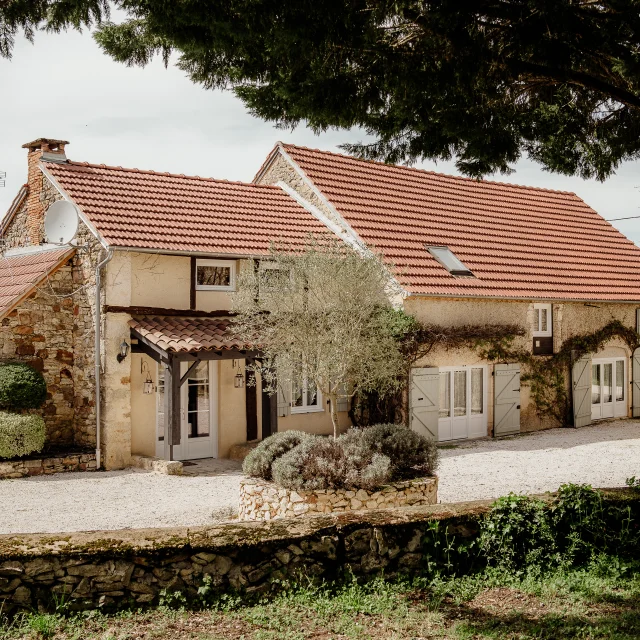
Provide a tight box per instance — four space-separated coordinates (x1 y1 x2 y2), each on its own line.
2 137 640 470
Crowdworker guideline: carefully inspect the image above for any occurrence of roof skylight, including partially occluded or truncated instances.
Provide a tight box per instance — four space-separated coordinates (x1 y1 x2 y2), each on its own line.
427 246 475 277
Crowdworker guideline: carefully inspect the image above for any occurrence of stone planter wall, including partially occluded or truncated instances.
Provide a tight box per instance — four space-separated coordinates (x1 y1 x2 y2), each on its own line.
239 477 438 521
0 452 97 480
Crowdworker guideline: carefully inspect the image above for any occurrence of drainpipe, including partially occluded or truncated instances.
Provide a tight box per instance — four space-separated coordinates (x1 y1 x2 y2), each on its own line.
94 248 113 470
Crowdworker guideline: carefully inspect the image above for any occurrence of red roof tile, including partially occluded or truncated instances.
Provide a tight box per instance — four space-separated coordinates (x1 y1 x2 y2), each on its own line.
0 248 75 318
281 143 640 301
43 161 328 255
130 316 249 353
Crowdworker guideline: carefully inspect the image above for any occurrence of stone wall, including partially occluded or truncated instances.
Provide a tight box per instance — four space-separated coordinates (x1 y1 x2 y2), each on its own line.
239 477 438 521
0 451 97 480
0 498 491 613
1 175 102 449
0 265 76 444
0 194 30 250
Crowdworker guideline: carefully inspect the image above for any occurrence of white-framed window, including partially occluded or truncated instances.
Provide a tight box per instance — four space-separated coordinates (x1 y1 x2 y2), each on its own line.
533 303 552 337
195 259 236 291
290 373 323 414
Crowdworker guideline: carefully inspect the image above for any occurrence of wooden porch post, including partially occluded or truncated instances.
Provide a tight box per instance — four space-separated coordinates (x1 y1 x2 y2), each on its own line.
245 358 258 441
165 354 181 461
261 367 278 439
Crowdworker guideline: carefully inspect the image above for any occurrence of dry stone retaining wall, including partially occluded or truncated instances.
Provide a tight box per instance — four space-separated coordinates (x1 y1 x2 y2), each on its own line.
239 477 438 521
0 451 97 480
0 499 487 614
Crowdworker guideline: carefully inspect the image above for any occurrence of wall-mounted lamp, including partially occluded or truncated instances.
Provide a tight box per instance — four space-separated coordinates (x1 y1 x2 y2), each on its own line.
233 359 245 388
141 360 153 394
117 339 130 363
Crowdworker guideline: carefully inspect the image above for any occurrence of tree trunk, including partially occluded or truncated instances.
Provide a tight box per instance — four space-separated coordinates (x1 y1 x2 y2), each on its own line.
329 392 339 440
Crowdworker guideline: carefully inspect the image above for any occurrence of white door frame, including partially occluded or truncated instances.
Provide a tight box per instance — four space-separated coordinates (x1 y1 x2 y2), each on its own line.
591 356 627 420
438 365 488 441
156 361 219 460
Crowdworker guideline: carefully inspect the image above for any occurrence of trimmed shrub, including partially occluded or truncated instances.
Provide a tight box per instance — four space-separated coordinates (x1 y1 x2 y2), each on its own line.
271 436 392 491
243 431 313 480
0 411 46 459
339 423 439 478
0 363 47 410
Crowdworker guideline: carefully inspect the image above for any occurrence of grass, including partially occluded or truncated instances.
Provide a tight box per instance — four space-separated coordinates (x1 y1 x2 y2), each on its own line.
1 555 639 639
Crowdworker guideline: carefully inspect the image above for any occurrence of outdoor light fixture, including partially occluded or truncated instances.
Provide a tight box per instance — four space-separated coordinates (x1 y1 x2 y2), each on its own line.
117 339 130 363
233 360 245 388
141 361 153 394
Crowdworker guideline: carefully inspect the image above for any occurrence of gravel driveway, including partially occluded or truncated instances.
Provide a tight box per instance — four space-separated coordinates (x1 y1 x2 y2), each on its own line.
437 420 640 503
0 421 638 534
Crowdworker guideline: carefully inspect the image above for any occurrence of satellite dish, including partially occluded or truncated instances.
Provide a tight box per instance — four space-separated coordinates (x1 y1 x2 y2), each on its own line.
44 201 79 245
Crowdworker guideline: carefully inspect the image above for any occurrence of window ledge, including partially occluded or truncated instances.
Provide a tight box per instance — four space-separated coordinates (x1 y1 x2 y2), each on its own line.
290 406 325 414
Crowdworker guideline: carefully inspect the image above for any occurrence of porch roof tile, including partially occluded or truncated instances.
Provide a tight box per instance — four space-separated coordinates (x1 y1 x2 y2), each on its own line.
129 315 249 353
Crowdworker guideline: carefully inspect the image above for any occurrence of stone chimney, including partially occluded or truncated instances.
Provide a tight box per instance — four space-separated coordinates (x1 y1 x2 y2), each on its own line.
21 138 69 245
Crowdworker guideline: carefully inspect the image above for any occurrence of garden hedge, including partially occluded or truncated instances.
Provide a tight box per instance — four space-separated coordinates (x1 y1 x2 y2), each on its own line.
0 363 47 410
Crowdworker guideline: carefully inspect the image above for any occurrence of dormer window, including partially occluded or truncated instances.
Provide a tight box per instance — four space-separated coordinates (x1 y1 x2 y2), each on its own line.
427 246 474 277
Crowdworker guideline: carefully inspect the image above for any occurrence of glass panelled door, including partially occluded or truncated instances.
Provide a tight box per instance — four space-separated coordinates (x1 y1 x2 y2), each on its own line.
438 366 487 441
156 361 218 460
592 358 626 420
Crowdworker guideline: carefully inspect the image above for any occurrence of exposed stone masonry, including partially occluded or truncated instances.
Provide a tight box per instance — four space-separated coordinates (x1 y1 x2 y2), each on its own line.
239 477 438 521
0 452 97 480
0 498 490 613
1 164 103 448
0 267 75 443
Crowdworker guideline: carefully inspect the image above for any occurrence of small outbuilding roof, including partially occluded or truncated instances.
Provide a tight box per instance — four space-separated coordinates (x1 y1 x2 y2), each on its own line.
0 247 75 319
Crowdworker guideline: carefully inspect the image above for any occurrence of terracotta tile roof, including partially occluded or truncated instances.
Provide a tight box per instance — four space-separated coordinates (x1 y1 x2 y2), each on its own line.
42 161 328 255
130 316 250 353
280 143 640 301
0 248 75 318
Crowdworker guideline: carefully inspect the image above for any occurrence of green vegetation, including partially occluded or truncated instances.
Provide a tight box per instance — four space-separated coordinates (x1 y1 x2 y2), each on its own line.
1 559 639 639
244 424 438 491
0 483 638 638
0 411 45 459
0 364 47 411
4 3 640 179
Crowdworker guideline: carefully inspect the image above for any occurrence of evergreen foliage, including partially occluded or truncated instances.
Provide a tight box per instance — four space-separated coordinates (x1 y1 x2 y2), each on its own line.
242 431 312 480
256 424 438 491
0 411 46 459
2 2 640 178
0 363 47 411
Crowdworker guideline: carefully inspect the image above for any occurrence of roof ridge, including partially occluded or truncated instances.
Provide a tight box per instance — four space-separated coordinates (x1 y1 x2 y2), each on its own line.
45 160 283 190
281 142 580 197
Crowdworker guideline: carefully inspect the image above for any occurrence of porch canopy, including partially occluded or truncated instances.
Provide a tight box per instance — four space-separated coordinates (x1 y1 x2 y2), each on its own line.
129 315 274 460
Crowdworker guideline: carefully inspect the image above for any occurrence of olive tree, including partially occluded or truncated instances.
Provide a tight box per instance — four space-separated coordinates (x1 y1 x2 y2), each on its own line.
231 238 409 439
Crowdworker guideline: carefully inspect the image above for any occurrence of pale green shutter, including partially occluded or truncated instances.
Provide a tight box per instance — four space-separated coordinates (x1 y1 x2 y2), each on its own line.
632 348 640 418
571 353 592 428
494 363 521 436
410 367 439 440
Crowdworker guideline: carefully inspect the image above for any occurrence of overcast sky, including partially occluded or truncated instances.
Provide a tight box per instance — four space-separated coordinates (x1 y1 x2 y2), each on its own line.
1 27 639 242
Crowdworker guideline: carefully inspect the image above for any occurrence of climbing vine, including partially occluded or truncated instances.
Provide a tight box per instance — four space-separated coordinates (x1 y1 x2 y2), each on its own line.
476 319 640 424
351 312 640 428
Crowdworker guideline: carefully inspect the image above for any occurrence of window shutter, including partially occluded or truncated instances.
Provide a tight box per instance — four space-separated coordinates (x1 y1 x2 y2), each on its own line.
494 364 521 436
277 382 291 417
633 348 640 418
336 383 350 413
636 309 640 334
409 367 439 440
571 353 592 428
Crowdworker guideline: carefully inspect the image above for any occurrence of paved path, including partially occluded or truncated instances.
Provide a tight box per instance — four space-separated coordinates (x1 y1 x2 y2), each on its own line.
437 420 640 503
0 421 638 534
